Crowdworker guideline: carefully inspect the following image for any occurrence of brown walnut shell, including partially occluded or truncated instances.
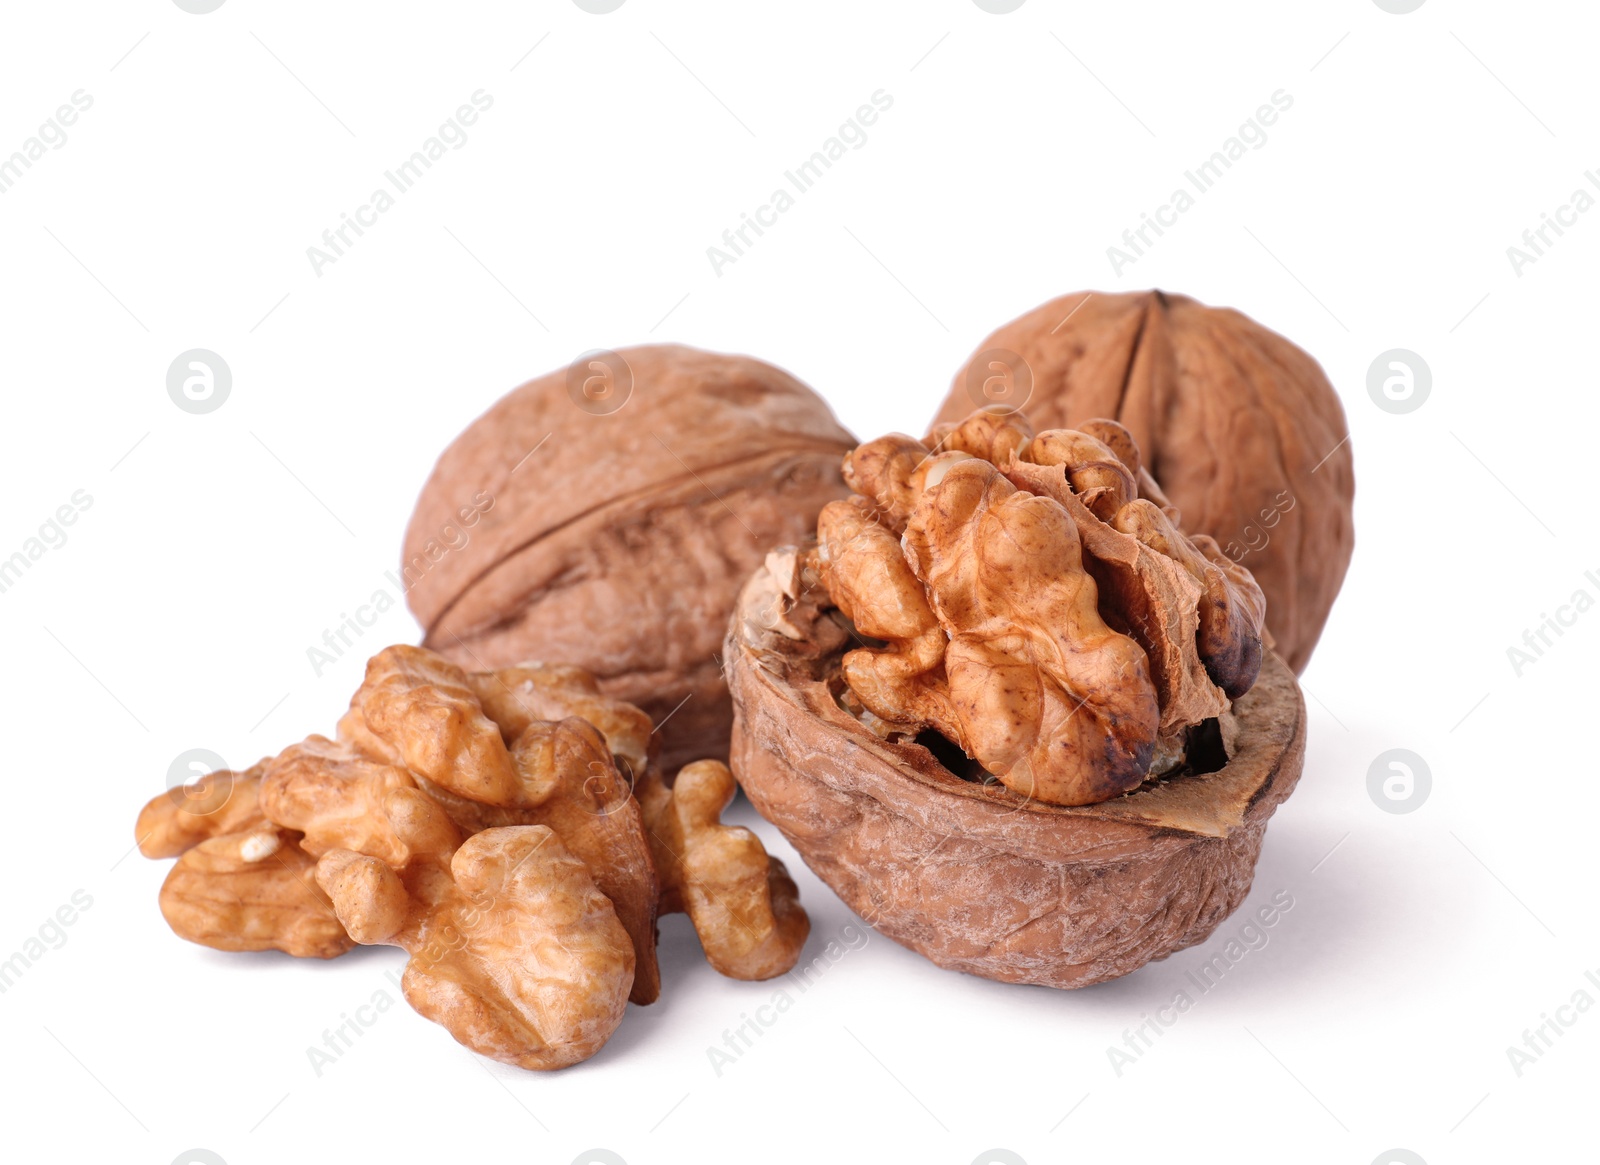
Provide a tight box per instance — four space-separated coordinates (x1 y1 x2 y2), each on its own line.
725 559 1306 989
404 344 854 770
937 290 1353 672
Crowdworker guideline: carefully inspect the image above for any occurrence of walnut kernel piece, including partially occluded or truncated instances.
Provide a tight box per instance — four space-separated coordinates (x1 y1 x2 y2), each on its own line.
159 828 352 959
135 762 269 859
814 497 956 738
467 664 654 780
1023 427 1137 521
258 736 423 866
903 460 1161 805
341 645 661 1006
926 408 1035 468
1003 459 1228 735
356 645 520 805
1112 501 1266 699
318 824 634 1071
638 761 808 980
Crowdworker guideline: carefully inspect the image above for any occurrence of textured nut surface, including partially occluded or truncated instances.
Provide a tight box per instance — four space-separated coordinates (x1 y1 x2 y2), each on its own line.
340 646 661 1005
159 828 353 959
468 664 655 780
318 822 635 1071
1112 499 1267 699
404 344 855 770
902 459 1161 804
939 290 1354 671
726 561 1305 988
259 736 423 866
812 410 1263 806
637 760 808 980
138 640 810 1066
135 762 270 859
815 496 956 735
355 645 520 805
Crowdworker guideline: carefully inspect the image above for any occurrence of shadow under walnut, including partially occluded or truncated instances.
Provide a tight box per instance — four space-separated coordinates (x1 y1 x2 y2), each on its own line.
724 559 1306 990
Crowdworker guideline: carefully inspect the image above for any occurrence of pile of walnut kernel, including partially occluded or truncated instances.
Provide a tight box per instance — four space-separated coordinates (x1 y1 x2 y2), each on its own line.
806 408 1268 807
135 645 808 1071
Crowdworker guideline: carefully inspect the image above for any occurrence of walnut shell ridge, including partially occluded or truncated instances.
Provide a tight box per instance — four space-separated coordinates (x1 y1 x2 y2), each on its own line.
937 290 1354 673
404 344 854 771
725 559 1306 989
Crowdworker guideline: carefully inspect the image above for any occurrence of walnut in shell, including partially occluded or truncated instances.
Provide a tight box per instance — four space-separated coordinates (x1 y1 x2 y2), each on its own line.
725 412 1303 988
728 564 1303 989
403 345 855 771
937 290 1354 672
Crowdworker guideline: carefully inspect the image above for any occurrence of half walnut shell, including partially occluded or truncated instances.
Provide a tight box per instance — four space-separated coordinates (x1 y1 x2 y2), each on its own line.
725 557 1305 989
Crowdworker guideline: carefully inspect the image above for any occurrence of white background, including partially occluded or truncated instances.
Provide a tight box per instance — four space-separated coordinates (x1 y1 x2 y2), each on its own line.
0 2 1594 1163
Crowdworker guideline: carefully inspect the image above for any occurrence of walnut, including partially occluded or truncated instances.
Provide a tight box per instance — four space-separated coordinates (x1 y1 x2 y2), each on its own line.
337 645 662 1005
259 737 425 866
814 496 955 734
467 663 655 780
158 827 353 959
728 558 1305 989
1002 420 1266 706
348 644 519 805
1111 499 1267 699
136 761 270 859
637 760 809 981
136 642 811 1062
900 457 1163 805
809 410 1262 807
938 290 1354 671
726 410 1303 987
317 818 635 1071
402 344 854 770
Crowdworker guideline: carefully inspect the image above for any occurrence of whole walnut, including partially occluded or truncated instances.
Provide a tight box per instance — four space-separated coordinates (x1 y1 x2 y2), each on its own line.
403 345 854 770
937 291 1353 672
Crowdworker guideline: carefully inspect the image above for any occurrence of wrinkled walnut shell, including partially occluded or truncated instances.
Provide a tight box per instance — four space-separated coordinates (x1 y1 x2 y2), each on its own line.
725 560 1305 989
404 344 854 771
938 290 1353 672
